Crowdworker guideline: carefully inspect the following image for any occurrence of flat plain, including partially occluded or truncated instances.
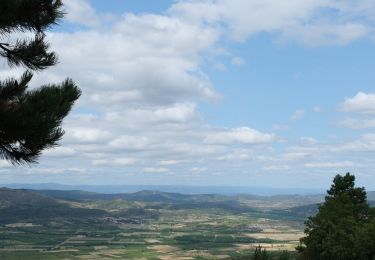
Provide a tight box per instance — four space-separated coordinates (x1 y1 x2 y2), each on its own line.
0 188 358 259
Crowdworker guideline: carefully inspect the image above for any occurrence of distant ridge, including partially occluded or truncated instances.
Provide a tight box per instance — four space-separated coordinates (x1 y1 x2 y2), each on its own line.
0 188 373 226
0 188 107 224
0 183 325 196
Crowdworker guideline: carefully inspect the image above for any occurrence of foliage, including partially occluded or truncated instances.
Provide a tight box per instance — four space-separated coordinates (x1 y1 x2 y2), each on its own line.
0 0 80 164
252 246 270 260
277 250 291 260
298 173 375 260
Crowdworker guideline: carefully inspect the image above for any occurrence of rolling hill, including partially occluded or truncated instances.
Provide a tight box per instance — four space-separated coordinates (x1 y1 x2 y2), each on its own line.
0 188 107 224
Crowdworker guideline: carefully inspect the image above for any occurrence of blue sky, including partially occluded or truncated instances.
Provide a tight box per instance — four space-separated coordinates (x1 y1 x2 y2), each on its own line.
1 0 375 190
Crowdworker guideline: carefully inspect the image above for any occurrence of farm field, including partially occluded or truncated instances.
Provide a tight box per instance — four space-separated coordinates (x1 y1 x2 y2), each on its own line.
0 188 350 259
0 213 301 259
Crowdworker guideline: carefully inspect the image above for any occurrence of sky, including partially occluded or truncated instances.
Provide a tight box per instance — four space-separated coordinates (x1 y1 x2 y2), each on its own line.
1 0 375 190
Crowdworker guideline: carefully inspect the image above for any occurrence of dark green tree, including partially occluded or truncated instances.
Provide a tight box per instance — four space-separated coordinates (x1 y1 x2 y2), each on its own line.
252 246 270 260
298 173 375 260
0 0 81 164
277 250 291 260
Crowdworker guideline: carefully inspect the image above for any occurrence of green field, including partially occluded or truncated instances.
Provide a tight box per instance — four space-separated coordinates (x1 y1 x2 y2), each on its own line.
0 188 330 259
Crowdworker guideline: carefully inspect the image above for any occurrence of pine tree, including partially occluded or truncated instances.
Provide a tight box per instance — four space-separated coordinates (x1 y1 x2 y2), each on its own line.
298 173 375 260
277 250 290 260
0 0 81 164
252 246 270 260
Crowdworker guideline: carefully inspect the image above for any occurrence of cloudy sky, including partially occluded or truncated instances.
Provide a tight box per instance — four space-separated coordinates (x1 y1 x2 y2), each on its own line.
1 0 375 189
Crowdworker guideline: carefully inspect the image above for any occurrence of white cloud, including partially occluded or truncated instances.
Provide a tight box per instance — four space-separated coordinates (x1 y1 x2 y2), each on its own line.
67 128 111 143
338 92 375 114
340 118 375 129
313 106 323 113
169 0 375 45
231 57 246 66
300 137 317 146
158 160 181 166
215 151 251 161
336 133 375 152
143 167 169 173
204 127 274 145
191 167 208 173
304 161 357 168
170 0 327 41
39 12 220 109
113 158 138 166
91 160 108 166
284 23 369 47
93 157 137 166
43 147 76 157
153 104 197 123
64 0 99 27
272 124 290 131
109 136 149 151
282 151 312 161
104 103 198 127
213 62 227 71
315 133 375 155
263 165 290 171
290 109 305 120
0 160 11 168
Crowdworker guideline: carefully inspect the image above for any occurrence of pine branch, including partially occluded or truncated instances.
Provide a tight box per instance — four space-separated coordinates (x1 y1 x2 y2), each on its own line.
0 1 81 165
0 34 58 70
0 71 32 101
0 77 81 164
0 0 64 33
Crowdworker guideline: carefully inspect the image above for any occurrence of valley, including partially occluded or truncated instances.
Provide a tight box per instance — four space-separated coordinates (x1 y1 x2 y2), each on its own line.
0 188 372 259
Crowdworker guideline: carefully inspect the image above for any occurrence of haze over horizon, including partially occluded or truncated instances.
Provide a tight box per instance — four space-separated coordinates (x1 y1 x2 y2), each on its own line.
1 0 375 190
